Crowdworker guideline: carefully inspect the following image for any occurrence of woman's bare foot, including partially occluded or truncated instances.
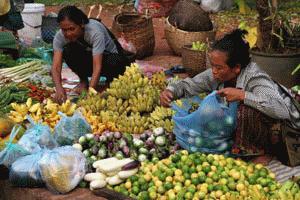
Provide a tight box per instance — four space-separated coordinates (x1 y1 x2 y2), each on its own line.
251 155 273 166
74 81 88 94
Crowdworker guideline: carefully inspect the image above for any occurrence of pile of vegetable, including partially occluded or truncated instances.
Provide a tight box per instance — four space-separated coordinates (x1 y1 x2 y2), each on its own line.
79 64 174 134
25 83 53 102
72 128 180 171
82 157 140 190
0 60 50 85
0 53 17 68
111 150 282 199
0 83 30 114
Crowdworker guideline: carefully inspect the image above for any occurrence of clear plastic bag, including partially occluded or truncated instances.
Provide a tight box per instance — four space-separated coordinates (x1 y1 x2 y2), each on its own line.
18 117 57 153
54 112 92 146
38 146 87 194
9 150 47 187
172 91 238 154
0 125 30 168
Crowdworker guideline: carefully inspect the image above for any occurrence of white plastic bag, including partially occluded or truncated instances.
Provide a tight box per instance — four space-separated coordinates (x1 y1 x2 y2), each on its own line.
201 0 233 12
39 146 87 194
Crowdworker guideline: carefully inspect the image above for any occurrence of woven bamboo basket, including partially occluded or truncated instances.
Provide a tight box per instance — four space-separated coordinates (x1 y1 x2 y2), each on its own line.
165 17 216 56
112 12 155 59
182 44 207 77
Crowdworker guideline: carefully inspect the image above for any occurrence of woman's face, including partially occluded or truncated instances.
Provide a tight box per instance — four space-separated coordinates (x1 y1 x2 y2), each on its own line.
59 18 84 42
208 50 241 82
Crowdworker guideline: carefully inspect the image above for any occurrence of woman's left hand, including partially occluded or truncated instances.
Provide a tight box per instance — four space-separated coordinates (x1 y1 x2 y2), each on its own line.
217 88 245 102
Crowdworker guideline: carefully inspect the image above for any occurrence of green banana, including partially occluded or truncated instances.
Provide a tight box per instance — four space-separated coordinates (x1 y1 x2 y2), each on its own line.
291 182 300 195
280 180 295 192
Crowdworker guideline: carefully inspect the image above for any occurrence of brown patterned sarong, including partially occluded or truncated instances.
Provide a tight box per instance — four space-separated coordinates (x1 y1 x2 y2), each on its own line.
231 104 282 155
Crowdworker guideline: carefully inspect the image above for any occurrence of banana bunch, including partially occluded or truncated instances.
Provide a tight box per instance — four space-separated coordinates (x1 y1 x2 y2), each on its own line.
106 95 129 114
148 106 174 132
128 85 159 113
276 180 300 200
78 93 107 115
107 63 149 99
116 112 149 134
150 71 167 90
9 98 77 128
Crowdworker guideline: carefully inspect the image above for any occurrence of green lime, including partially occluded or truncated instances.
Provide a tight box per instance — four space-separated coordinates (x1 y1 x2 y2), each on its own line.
158 173 167 181
207 155 214 164
248 176 257 185
188 185 196 194
157 186 165 194
149 191 157 199
148 181 154 187
203 166 211 174
198 175 206 183
184 173 191 180
205 177 213 184
171 154 180 163
191 178 199 185
182 165 190 173
184 192 193 200
214 184 222 191
222 185 229 192
166 169 174 177
227 181 236 191
133 181 140 188
207 185 214 192
130 175 139 182
186 158 193 166
189 166 197 174
132 186 140 195
139 191 150 200
164 182 173 190
140 183 149 191
139 177 147 185
259 168 269 178
212 174 219 182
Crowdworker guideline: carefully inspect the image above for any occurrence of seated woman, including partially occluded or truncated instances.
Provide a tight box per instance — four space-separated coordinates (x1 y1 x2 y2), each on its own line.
160 29 300 165
51 6 131 103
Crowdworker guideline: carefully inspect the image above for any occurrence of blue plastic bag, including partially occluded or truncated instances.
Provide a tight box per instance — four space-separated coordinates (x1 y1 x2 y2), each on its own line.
9 150 48 187
54 112 92 146
172 91 238 154
0 125 30 168
38 146 87 194
18 117 57 153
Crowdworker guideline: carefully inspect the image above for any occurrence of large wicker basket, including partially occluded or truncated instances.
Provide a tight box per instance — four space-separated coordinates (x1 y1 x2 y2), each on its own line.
112 12 155 59
182 44 207 77
165 17 216 56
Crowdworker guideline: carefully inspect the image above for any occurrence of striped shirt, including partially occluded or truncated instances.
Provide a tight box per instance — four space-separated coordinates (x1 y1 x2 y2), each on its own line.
167 62 300 129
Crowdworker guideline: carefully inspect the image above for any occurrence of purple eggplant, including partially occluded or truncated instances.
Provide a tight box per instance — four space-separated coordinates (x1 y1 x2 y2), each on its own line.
114 132 122 139
91 145 99 155
139 133 148 141
99 135 107 143
122 146 130 157
145 140 154 148
121 160 141 171
108 142 114 150
168 133 175 142
104 131 113 141
94 135 100 142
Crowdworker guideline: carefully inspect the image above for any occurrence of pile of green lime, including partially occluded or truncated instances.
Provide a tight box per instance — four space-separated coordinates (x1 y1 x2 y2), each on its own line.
110 150 280 199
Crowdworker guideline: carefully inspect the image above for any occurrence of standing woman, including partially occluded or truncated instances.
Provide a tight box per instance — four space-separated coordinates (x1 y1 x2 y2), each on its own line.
51 6 131 103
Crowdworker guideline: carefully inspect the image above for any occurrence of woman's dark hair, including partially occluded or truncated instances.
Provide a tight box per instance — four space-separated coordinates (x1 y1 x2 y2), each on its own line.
57 6 89 25
211 29 251 69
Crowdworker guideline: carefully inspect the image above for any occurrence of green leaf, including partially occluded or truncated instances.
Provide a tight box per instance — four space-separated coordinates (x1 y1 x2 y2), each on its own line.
292 64 300 75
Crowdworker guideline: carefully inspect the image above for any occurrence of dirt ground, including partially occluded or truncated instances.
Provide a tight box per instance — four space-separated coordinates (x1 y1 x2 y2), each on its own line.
44 4 241 69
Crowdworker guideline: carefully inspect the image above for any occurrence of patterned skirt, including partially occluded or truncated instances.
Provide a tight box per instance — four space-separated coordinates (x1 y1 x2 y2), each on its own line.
231 104 283 156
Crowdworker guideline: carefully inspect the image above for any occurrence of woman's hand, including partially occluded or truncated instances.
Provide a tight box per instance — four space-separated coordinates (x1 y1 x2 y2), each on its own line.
160 89 174 107
54 87 67 104
217 88 245 102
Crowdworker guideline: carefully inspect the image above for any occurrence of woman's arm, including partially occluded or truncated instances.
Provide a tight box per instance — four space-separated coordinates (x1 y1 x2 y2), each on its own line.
89 54 103 89
51 50 66 103
167 68 218 99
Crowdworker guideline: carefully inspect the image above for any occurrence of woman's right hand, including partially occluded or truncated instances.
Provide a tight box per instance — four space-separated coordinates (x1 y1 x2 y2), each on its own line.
160 89 174 107
54 87 67 104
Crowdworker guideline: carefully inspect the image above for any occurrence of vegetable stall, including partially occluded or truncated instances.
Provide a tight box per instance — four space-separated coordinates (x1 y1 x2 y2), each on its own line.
0 54 300 200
